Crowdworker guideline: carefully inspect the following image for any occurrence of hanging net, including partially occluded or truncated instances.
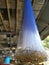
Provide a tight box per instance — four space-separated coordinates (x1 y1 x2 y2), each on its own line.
15 0 47 63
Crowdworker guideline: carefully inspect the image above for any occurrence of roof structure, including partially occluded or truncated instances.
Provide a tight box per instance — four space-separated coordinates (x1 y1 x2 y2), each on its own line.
0 0 49 48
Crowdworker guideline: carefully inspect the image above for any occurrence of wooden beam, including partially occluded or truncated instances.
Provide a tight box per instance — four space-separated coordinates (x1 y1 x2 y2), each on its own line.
15 0 19 33
0 12 7 30
6 0 11 31
32 0 34 5
37 19 49 27
0 31 15 35
15 0 19 44
38 19 49 26
40 26 49 39
36 0 48 21
15 0 17 32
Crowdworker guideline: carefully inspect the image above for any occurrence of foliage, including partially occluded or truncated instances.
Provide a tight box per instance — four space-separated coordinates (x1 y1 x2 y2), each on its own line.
42 36 49 48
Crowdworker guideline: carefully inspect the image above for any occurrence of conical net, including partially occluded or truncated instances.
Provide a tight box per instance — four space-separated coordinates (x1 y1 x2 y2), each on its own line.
15 0 47 63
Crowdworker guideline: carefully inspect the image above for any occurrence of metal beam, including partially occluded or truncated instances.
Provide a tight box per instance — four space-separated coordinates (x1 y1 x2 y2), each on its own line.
6 0 11 31
0 12 7 30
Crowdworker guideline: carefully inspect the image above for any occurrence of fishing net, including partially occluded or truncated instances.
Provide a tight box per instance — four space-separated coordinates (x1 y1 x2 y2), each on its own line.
15 0 47 63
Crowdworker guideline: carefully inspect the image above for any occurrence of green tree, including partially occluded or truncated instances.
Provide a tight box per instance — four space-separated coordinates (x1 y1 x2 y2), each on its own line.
42 36 49 48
